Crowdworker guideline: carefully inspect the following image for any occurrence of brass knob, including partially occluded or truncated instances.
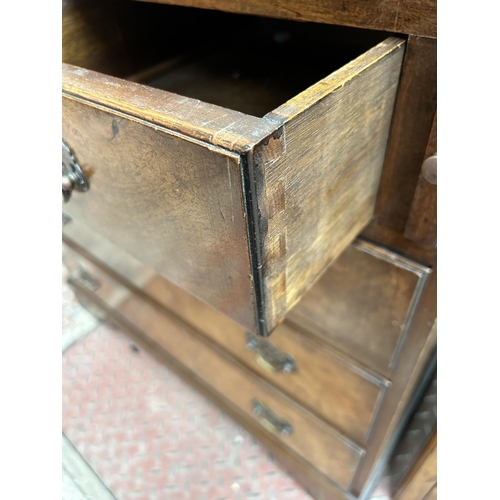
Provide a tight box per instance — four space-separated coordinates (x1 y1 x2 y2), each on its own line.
421 154 437 185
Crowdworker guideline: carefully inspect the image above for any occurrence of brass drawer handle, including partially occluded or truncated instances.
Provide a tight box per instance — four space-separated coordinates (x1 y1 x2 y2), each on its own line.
75 267 101 291
246 332 297 374
62 140 89 203
252 399 293 436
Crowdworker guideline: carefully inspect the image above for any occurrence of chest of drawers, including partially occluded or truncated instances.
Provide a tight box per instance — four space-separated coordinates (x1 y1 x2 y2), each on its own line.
62 1 437 498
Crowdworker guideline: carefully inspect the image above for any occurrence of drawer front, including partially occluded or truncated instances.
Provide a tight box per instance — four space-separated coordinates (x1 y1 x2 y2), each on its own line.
116 292 364 492
63 25 405 336
287 241 431 377
62 97 257 333
143 274 383 445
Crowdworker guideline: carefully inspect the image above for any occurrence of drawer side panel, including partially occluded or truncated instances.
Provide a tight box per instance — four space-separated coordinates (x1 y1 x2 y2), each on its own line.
256 38 406 333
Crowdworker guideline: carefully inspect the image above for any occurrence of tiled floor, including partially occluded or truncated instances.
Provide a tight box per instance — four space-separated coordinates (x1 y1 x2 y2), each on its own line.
62 267 392 500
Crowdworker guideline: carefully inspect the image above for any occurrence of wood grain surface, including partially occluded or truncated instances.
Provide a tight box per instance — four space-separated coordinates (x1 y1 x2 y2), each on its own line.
142 275 382 445
361 218 436 268
63 64 275 154
63 217 157 291
133 0 436 37
63 2 437 497
286 243 424 378
255 38 405 333
63 1 252 78
375 36 437 229
63 34 405 335
62 96 257 332
117 293 364 492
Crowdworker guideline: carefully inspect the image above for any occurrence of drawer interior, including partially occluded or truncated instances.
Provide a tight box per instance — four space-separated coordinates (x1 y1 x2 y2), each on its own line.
64 1 391 117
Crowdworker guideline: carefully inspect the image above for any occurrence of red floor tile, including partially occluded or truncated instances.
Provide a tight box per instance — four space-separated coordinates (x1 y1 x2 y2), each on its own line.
62 322 314 500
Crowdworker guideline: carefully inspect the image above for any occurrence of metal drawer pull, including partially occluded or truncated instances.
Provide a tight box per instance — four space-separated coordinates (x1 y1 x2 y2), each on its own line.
252 399 293 436
62 140 89 203
76 268 101 291
246 332 297 374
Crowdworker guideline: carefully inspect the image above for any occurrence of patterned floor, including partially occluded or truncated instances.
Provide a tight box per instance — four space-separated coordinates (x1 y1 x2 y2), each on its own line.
62 266 391 500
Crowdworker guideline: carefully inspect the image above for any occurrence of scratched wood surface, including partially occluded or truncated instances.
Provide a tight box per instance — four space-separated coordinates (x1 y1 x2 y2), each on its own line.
132 0 436 37
63 2 437 497
63 64 275 154
254 38 405 333
62 96 258 332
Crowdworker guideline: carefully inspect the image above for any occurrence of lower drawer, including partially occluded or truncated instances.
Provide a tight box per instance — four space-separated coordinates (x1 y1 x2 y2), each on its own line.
118 295 364 492
63 229 384 445
142 275 384 445
64 246 364 493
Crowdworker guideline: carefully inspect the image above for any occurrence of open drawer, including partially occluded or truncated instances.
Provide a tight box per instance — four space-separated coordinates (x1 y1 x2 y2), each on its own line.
62 2 405 335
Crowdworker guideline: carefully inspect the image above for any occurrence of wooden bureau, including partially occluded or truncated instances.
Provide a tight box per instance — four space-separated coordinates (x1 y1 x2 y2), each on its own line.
62 1 437 498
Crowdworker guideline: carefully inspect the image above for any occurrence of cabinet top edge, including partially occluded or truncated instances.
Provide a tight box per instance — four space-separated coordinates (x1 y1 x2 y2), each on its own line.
131 0 436 38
